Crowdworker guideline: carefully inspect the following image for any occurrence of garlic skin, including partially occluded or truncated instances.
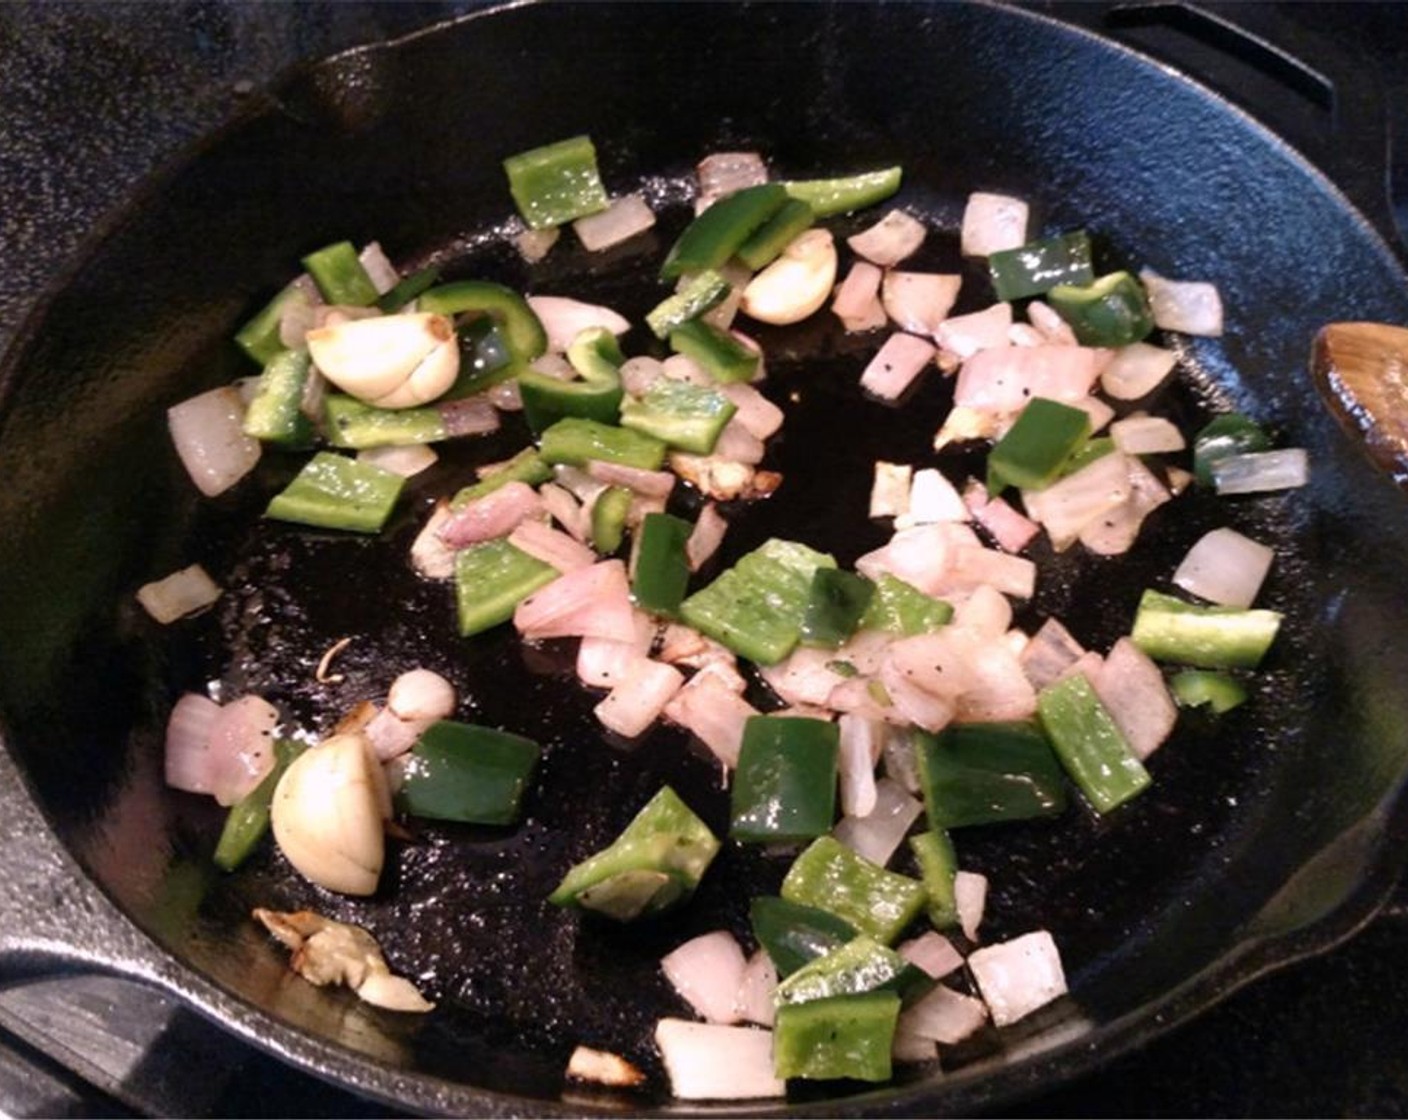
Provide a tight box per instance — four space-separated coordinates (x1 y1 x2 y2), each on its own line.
740 229 837 325
271 731 386 895
306 312 459 409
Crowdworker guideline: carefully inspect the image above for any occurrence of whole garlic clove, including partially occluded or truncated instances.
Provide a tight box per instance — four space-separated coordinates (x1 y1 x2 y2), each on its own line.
271 731 386 895
740 229 837 326
306 312 459 409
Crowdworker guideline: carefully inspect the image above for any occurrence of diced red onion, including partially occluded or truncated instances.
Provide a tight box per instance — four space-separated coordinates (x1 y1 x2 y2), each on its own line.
1211 449 1310 495
137 563 221 624
586 459 677 499
538 482 590 542
436 481 542 549
1110 414 1186 455
967 930 1068 1027
663 670 759 768
620 355 666 397
515 560 637 643
509 519 598 573
410 500 457 580
686 503 728 571
551 465 607 505
1077 455 1171 557
898 467 967 527
935 302 1012 358
898 931 964 980
719 382 784 440
513 226 560 264
831 261 887 332
861 333 936 401
1019 617 1086 691
1140 269 1225 336
954 345 1102 415
436 394 501 438
882 272 961 337
527 295 631 353
572 193 656 252
696 151 769 213
955 870 988 942
900 984 989 1045
661 931 747 1025
207 694 279 806
1091 637 1177 760
594 657 685 738
1173 526 1274 608
960 191 1029 257
357 241 400 295
164 693 222 795
952 583 1012 640
1100 341 1178 400
734 951 778 1028
871 461 913 520
1022 450 1134 549
167 386 261 497
357 443 438 477
654 1019 784 1101
963 478 1040 554
847 209 927 267
834 777 923 867
838 713 885 817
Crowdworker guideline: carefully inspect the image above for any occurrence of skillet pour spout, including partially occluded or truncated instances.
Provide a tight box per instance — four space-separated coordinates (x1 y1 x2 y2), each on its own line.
3 2 1408 1114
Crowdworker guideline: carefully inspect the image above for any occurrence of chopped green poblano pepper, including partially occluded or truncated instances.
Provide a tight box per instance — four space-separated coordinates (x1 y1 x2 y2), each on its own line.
518 326 625 434
908 830 960 930
782 166 903 217
243 348 314 446
775 934 932 1008
619 378 737 454
799 569 875 648
1170 669 1249 713
1193 413 1272 487
1047 270 1155 347
987 230 1095 302
1037 673 1151 814
264 452 404 533
452 448 553 509
418 280 548 365
858 573 953 635
549 786 720 920
680 539 838 665
668 318 761 384
446 316 516 398
750 896 858 978
323 394 446 449
539 417 668 470
781 835 926 944
737 197 816 270
1130 589 1282 669
301 241 380 307
773 991 900 1083
213 739 304 872
988 397 1092 494
503 134 610 230
632 512 694 616
590 485 633 555
454 539 558 637
395 720 540 825
235 280 313 366
376 265 441 313
646 269 731 339
917 721 1067 829
730 717 839 842
661 183 789 280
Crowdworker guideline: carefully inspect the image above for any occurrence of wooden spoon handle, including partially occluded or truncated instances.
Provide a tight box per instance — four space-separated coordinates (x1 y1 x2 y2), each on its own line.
1311 321 1408 487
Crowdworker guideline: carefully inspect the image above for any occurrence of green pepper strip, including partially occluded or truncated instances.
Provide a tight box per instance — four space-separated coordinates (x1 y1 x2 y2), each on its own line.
418 280 548 368
302 241 380 307
264 452 404 533
750 897 858 978
988 397 1093 494
668 318 760 384
518 326 625 435
323 394 446 449
632 512 694 616
737 197 815 270
1037 673 1151 814
619 378 737 454
539 417 668 470
590 485 633 555
775 934 933 1009
234 280 312 367
987 230 1094 302
1171 669 1249 713
213 739 305 871
781 835 926 944
395 720 540 826
503 134 609 231
782 166 903 218
646 269 730 339
858 573 953 636
773 991 900 1083
799 569 875 648
1047 270 1154 347
376 265 442 313
454 538 558 637
908 830 959 930
1130 588 1282 669
917 721 1067 829
730 716 839 842
661 183 789 279
243 348 314 447
1193 413 1272 487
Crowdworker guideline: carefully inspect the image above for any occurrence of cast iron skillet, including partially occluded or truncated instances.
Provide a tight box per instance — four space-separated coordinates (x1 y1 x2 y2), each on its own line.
2 2 1408 1114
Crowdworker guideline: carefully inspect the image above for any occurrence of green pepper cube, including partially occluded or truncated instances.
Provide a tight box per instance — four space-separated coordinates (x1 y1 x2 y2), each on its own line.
668 318 761 384
908 830 960 930
519 326 625 434
549 786 720 920
799 569 875 648
243 348 314 446
323 394 446 449
264 452 404 533
451 448 552 509
454 539 558 637
988 397 1092 494
773 991 900 1083
1037 673 1150 814
590 485 633 555
1130 589 1282 669
749 896 858 978
737 197 815 270
503 134 609 230
661 183 789 280
235 281 313 367
730 717 839 842
539 417 668 471
1192 413 1272 487
775 934 931 1008
858 573 953 636
418 280 548 363
988 230 1094 302
645 269 730 339
632 512 694 617
1170 669 1249 713
619 378 737 454
214 739 304 872
395 720 540 826
301 241 380 307
1047 270 1154 347
917 721 1068 829
782 166 903 218
782 836 926 944
376 265 441 313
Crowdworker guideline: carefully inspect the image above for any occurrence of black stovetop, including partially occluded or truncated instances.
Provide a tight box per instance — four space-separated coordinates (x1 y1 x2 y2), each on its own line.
1 3 1406 1116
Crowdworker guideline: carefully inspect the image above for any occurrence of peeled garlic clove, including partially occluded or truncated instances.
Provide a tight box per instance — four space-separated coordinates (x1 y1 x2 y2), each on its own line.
740 229 837 325
271 731 385 895
306 312 459 408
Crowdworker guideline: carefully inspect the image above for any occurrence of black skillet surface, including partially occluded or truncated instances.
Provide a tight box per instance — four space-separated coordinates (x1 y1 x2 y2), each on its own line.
3 2 1408 1115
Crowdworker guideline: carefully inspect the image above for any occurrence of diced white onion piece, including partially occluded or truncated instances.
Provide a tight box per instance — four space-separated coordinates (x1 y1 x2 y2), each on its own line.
619 355 666 397
1019 617 1086 691
577 609 658 689
934 405 1001 451
879 658 958 733
410 501 457 580
1026 300 1079 346
572 193 656 252
1140 269 1224 336
837 713 885 818
662 932 747 1025
357 241 400 295
663 670 759 768
741 229 837 326
660 353 713 388
719 382 783 440
586 459 677 499
1166 465 1195 495
856 522 977 597
357 443 438 478
898 931 964 980
437 481 542 550
961 191 1030 257
900 984 989 1045
881 726 923 794
952 583 1012 640
509 520 597 573
848 209 927 267
760 645 854 708
515 560 637 643
955 870 988 942
686 503 728 571
164 693 223 795
437 394 501 437
700 264 753 333
870 461 913 520
594 657 685 738
942 545 1037 601
1009 323 1044 348
709 418 768 466
1022 451 1133 549
1101 341 1179 400
529 352 577 382
539 482 590 542
654 1019 784 1100
1091 637 1177 760
1212 449 1310 495
364 705 420 763
527 296 631 354
861 332 937 401
1110 414 1186 455
696 151 769 212
167 386 261 497
898 467 967 526
952 631 1038 723
954 345 1103 415
279 275 323 349
1173 526 1274 608
207 694 280 806
892 1028 941 1064
832 261 888 332
513 226 560 264
137 564 221 624
734 950 778 1027
963 479 1040 554
1062 394 1116 435
883 272 962 337
565 1046 645 1088
834 777 923 867
935 303 1012 359
968 930 1068 1027
1078 454 1172 557
386 669 455 723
